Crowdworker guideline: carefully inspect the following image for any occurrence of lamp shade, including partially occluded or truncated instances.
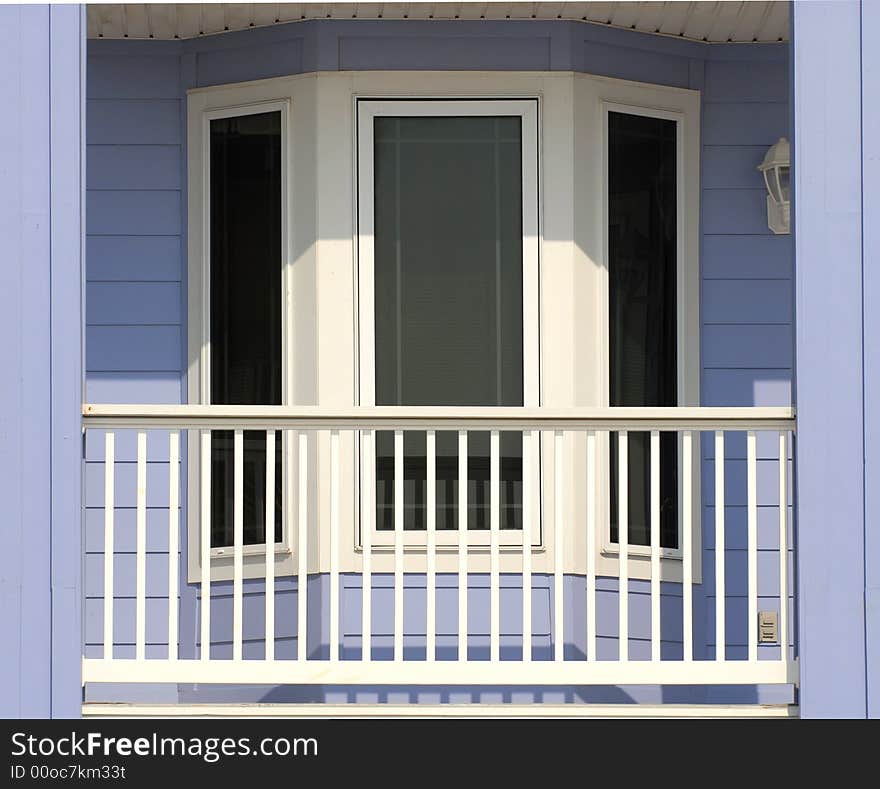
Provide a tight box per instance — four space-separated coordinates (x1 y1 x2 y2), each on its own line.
757 137 791 234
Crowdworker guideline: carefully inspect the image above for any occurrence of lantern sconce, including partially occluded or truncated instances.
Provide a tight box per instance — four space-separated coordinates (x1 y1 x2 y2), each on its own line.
757 137 791 235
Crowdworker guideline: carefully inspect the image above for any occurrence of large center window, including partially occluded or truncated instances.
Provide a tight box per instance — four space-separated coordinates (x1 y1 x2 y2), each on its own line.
356 100 540 541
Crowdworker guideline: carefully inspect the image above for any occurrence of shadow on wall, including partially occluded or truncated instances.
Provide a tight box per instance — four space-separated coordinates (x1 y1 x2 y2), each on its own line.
168 683 793 706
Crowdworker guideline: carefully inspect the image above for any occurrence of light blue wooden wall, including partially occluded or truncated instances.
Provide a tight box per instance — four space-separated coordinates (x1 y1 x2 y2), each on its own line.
83 20 793 704
793 0 878 719
0 4 84 718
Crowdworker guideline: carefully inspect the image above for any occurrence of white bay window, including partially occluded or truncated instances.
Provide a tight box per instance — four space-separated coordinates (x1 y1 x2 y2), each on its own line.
186 72 700 580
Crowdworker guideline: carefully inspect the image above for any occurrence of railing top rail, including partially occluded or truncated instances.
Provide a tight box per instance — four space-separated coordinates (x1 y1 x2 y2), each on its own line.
82 404 796 431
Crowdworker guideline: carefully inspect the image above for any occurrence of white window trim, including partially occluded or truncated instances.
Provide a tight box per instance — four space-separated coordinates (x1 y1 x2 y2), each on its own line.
186 82 299 583
587 84 702 583
355 97 542 551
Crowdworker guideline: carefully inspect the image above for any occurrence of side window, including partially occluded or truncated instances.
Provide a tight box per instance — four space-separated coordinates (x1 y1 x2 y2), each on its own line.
208 110 284 549
607 110 680 550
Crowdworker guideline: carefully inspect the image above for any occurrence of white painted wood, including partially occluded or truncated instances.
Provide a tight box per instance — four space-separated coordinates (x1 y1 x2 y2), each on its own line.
233 429 244 661
554 430 564 662
362 429 373 662
490 430 501 663
168 431 179 661
522 430 533 663
135 431 147 662
82 657 798 687
297 432 308 661
650 430 660 662
200 430 211 661
394 429 404 661
426 430 437 663
747 430 758 663
618 431 628 661
264 430 275 661
779 431 789 660
458 430 468 661
103 432 115 660
682 430 693 662
715 430 726 662
329 430 340 662
586 431 597 661
82 701 800 719
84 404 796 431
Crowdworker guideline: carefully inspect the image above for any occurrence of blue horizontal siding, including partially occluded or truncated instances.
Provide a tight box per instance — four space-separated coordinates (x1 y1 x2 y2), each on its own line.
702 102 788 145
702 235 791 279
87 190 181 236
86 236 181 282
339 34 552 71
87 145 181 190
196 40 306 86
86 282 181 325
579 40 692 88
86 325 181 372
87 55 180 98
702 279 792 324
702 324 792 368
702 189 771 235
702 369 791 407
703 60 789 103
85 372 182 404
702 147 771 189
87 99 181 144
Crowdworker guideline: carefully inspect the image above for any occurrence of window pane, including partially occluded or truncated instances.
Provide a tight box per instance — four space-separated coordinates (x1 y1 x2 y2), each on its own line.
373 115 524 530
608 111 678 549
209 111 283 548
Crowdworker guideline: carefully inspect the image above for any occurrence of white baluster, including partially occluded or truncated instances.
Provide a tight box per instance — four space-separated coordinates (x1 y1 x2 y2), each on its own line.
330 429 340 662
715 430 726 662
136 431 147 662
554 430 564 662
297 432 308 661
650 430 660 663
233 429 243 662
168 431 179 661
618 431 628 662
490 430 501 663
586 431 597 661
394 429 404 661
747 430 758 663
264 430 275 661
683 430 693 662
779 431 789 662
362 430 373 662
522 430 532 663
200 430 211 661
458 430 468 662
103 432 115 660
426 430 437 663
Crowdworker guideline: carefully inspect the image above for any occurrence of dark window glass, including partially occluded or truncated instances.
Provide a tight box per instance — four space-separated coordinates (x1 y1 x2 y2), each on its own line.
373 115 524 530
608 111 678 549
209 111 283 548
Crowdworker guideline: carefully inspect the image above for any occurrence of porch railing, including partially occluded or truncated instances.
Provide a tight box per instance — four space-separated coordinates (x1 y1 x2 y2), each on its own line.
81 404 797 688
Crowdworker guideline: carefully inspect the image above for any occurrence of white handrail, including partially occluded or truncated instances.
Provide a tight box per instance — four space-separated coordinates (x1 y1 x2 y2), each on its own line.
82 403 796 430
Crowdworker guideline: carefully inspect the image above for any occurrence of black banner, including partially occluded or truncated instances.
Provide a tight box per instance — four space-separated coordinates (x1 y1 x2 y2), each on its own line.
0 718 867 785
